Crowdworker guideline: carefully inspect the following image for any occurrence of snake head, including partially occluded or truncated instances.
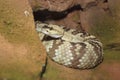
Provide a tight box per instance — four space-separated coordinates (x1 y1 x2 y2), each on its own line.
36 22 64 38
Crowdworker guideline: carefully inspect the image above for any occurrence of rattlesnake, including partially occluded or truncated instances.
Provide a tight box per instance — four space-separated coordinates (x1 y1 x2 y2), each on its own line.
35 21 103 69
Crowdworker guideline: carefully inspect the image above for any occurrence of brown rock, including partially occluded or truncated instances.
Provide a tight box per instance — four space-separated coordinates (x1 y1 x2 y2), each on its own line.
29 0 120 80
0 0 46 80
29 0 75 11
29 0 100 12
108 0 120 17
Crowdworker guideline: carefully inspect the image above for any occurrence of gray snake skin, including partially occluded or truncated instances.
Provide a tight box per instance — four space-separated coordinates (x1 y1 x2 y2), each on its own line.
35 21 103 69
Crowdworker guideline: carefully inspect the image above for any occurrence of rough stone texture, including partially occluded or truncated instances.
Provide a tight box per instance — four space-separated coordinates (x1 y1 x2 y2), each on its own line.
108 0 120 17
0 0 46 80
29 0 75 11
29 0 104 12
29 0 120 80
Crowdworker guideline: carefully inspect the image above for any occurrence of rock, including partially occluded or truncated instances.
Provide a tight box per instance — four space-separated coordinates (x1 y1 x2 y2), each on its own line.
108 0 120 17
29 0 75 12
0 0 46 80
28 0 120 80
29 0 103 12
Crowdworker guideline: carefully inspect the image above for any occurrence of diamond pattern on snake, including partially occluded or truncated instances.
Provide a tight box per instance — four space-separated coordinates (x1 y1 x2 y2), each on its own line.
35 21 103 69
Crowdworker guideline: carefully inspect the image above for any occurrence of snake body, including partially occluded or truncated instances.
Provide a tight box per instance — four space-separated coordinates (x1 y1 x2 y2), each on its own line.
36 21 103 69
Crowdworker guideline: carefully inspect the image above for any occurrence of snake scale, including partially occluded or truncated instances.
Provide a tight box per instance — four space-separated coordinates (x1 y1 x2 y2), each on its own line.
35 21 103 69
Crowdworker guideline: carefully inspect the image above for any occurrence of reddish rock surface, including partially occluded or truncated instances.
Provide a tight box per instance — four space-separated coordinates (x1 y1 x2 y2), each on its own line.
29 0 107 12
29 0 109 32
0 0 119 80
28 0 120 80
0 0 46 80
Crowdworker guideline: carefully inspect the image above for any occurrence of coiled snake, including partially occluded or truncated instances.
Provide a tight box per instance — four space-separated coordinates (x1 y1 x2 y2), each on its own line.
35 21 103 69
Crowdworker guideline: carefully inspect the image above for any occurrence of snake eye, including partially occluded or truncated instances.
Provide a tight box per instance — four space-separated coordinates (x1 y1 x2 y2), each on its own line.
50 27 53 30
43 25 49 28
46 29 49 32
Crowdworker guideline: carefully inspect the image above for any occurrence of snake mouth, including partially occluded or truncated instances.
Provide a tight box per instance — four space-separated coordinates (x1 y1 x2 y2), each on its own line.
48 34 63 38
41 29 63 38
